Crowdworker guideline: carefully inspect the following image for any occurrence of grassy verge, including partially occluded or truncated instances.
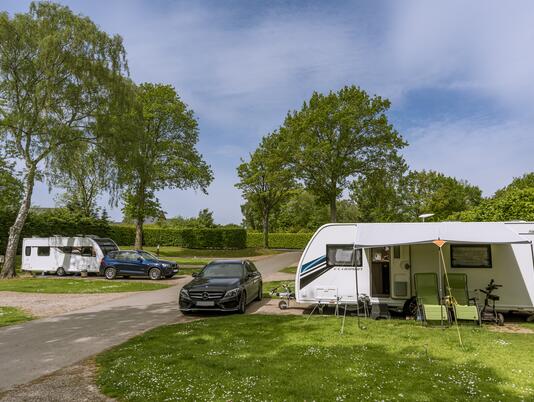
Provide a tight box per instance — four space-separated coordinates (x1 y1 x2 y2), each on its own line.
96 315 534 401
0 278 169 294
280 265 297 274
178 267 202 276
263 280 294 298
119 246 282 258
0 306 33 327
164 257 211 266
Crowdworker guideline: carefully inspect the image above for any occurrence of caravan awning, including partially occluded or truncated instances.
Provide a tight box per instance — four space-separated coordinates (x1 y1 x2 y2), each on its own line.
353 222 530 248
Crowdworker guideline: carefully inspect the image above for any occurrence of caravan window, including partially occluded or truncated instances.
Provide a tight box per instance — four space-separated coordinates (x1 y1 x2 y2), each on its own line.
451 244 492 268
326 245 362 267
25 247 31 256
37 247 50 257
80 247 94 257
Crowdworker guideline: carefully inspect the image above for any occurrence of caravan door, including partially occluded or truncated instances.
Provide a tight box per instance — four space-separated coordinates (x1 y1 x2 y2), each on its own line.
390 245 411 299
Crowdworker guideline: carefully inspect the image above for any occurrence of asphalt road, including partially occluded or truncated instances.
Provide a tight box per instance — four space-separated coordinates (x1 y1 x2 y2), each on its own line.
0 251 301 391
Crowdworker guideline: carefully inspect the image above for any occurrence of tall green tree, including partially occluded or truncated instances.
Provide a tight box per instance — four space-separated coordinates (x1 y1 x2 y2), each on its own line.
401 170 482 221
118 83 213 249
350 158 408 222
0 2 128 278
236 132 295 247
281 86 406 222
0 158 22 211
50 143 115 217
493 172 534 198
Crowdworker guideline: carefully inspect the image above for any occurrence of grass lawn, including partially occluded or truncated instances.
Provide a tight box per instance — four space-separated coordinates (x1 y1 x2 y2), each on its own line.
0 306 33 327
119 246 281 258
280 265 297 274
178 267 202 276
0 278 169 294
96 315 534 401
166 257 211 266
263 280 294 298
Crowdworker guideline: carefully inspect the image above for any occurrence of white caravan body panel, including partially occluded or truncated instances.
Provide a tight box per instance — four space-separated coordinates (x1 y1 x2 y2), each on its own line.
21 236 119 274
296 222 534 312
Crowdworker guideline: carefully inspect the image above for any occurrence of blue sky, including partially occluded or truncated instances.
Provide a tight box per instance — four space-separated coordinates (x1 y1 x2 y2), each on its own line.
3 1 534 223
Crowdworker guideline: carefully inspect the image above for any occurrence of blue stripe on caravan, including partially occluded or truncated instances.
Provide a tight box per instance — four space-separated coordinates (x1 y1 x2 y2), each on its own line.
300 255 326 274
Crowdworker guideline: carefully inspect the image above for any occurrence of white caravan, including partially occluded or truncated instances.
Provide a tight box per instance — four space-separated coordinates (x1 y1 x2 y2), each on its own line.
296 222 534 314
21 236 119 275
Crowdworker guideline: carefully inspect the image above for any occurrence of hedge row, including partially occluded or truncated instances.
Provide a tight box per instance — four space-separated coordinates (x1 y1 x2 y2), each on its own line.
0 211 247 252
246 232 313 249
0 210 111 254
110 226 247 249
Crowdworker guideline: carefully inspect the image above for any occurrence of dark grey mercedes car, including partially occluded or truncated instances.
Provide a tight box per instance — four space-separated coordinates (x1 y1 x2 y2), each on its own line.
179 260 262 314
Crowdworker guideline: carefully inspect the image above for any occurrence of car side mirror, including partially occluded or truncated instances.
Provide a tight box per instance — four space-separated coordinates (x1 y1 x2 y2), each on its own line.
192 272 199 277
137 257 143 262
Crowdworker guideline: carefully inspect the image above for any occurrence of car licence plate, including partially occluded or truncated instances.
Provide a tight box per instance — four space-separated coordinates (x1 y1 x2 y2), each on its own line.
196 301 214 307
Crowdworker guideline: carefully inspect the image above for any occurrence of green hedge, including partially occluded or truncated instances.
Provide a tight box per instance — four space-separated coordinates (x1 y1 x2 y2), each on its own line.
111 225 247 249
0 210 111 254
246 232 312 249
0 211 247 253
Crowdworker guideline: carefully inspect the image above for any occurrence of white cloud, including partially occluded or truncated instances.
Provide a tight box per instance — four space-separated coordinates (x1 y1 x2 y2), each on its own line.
403 117 533 196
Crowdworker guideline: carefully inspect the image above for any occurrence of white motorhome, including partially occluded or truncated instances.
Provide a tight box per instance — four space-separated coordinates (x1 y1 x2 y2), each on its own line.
296 222 534 314
21 236 119 275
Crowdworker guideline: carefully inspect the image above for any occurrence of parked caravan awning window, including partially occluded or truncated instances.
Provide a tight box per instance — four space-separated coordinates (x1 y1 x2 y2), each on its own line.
353 222 530 248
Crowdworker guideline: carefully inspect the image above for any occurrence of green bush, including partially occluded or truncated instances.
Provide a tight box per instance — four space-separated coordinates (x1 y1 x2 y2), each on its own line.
112 225 247 249
246 232 312 249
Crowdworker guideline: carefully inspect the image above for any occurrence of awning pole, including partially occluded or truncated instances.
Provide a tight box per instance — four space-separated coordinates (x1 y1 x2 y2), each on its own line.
434 240 463 348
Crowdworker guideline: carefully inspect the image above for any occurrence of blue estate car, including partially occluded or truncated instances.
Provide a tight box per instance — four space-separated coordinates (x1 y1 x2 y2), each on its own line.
100 250 179 280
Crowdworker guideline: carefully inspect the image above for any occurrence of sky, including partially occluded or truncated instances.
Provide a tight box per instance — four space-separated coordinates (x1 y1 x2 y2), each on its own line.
2 0 534 223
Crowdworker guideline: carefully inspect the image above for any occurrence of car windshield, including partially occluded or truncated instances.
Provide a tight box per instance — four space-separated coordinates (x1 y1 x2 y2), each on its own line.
138 251 158 260
201 263 244 278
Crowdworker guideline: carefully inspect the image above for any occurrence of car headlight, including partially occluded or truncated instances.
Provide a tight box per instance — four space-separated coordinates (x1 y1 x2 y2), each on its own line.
224 288 240 298
161 263 170 268
180 289 189 298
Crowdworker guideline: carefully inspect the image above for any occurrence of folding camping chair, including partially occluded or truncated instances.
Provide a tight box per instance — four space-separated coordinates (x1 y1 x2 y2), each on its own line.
414 273 449 326
446 273 481 325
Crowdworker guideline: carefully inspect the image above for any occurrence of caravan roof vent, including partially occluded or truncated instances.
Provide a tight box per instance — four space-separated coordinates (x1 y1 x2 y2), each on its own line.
85 235 100 239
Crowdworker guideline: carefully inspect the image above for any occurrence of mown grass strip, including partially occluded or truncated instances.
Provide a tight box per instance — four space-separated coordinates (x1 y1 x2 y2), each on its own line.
0 306 33 327
0 278 169 294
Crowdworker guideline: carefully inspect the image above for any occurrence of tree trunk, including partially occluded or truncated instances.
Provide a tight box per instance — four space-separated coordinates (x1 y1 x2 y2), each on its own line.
262 209 269 249
330 198 337 223
134 219 143 250
1 166 37 279
134 182 145 250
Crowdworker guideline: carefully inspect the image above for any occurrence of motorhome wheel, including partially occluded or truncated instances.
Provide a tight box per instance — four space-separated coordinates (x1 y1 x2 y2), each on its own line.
56 267 66 277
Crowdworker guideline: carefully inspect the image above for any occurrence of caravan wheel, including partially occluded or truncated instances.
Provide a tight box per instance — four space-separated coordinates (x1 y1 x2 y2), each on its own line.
56 267 66 277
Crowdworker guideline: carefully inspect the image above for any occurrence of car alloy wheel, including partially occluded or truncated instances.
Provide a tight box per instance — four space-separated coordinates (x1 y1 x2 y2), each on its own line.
105 267 116 280
149 268 161 280
255 284 262 301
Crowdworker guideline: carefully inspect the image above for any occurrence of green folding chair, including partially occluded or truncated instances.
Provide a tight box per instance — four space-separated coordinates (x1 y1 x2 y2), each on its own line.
414 273 449 326
446 273 481 325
